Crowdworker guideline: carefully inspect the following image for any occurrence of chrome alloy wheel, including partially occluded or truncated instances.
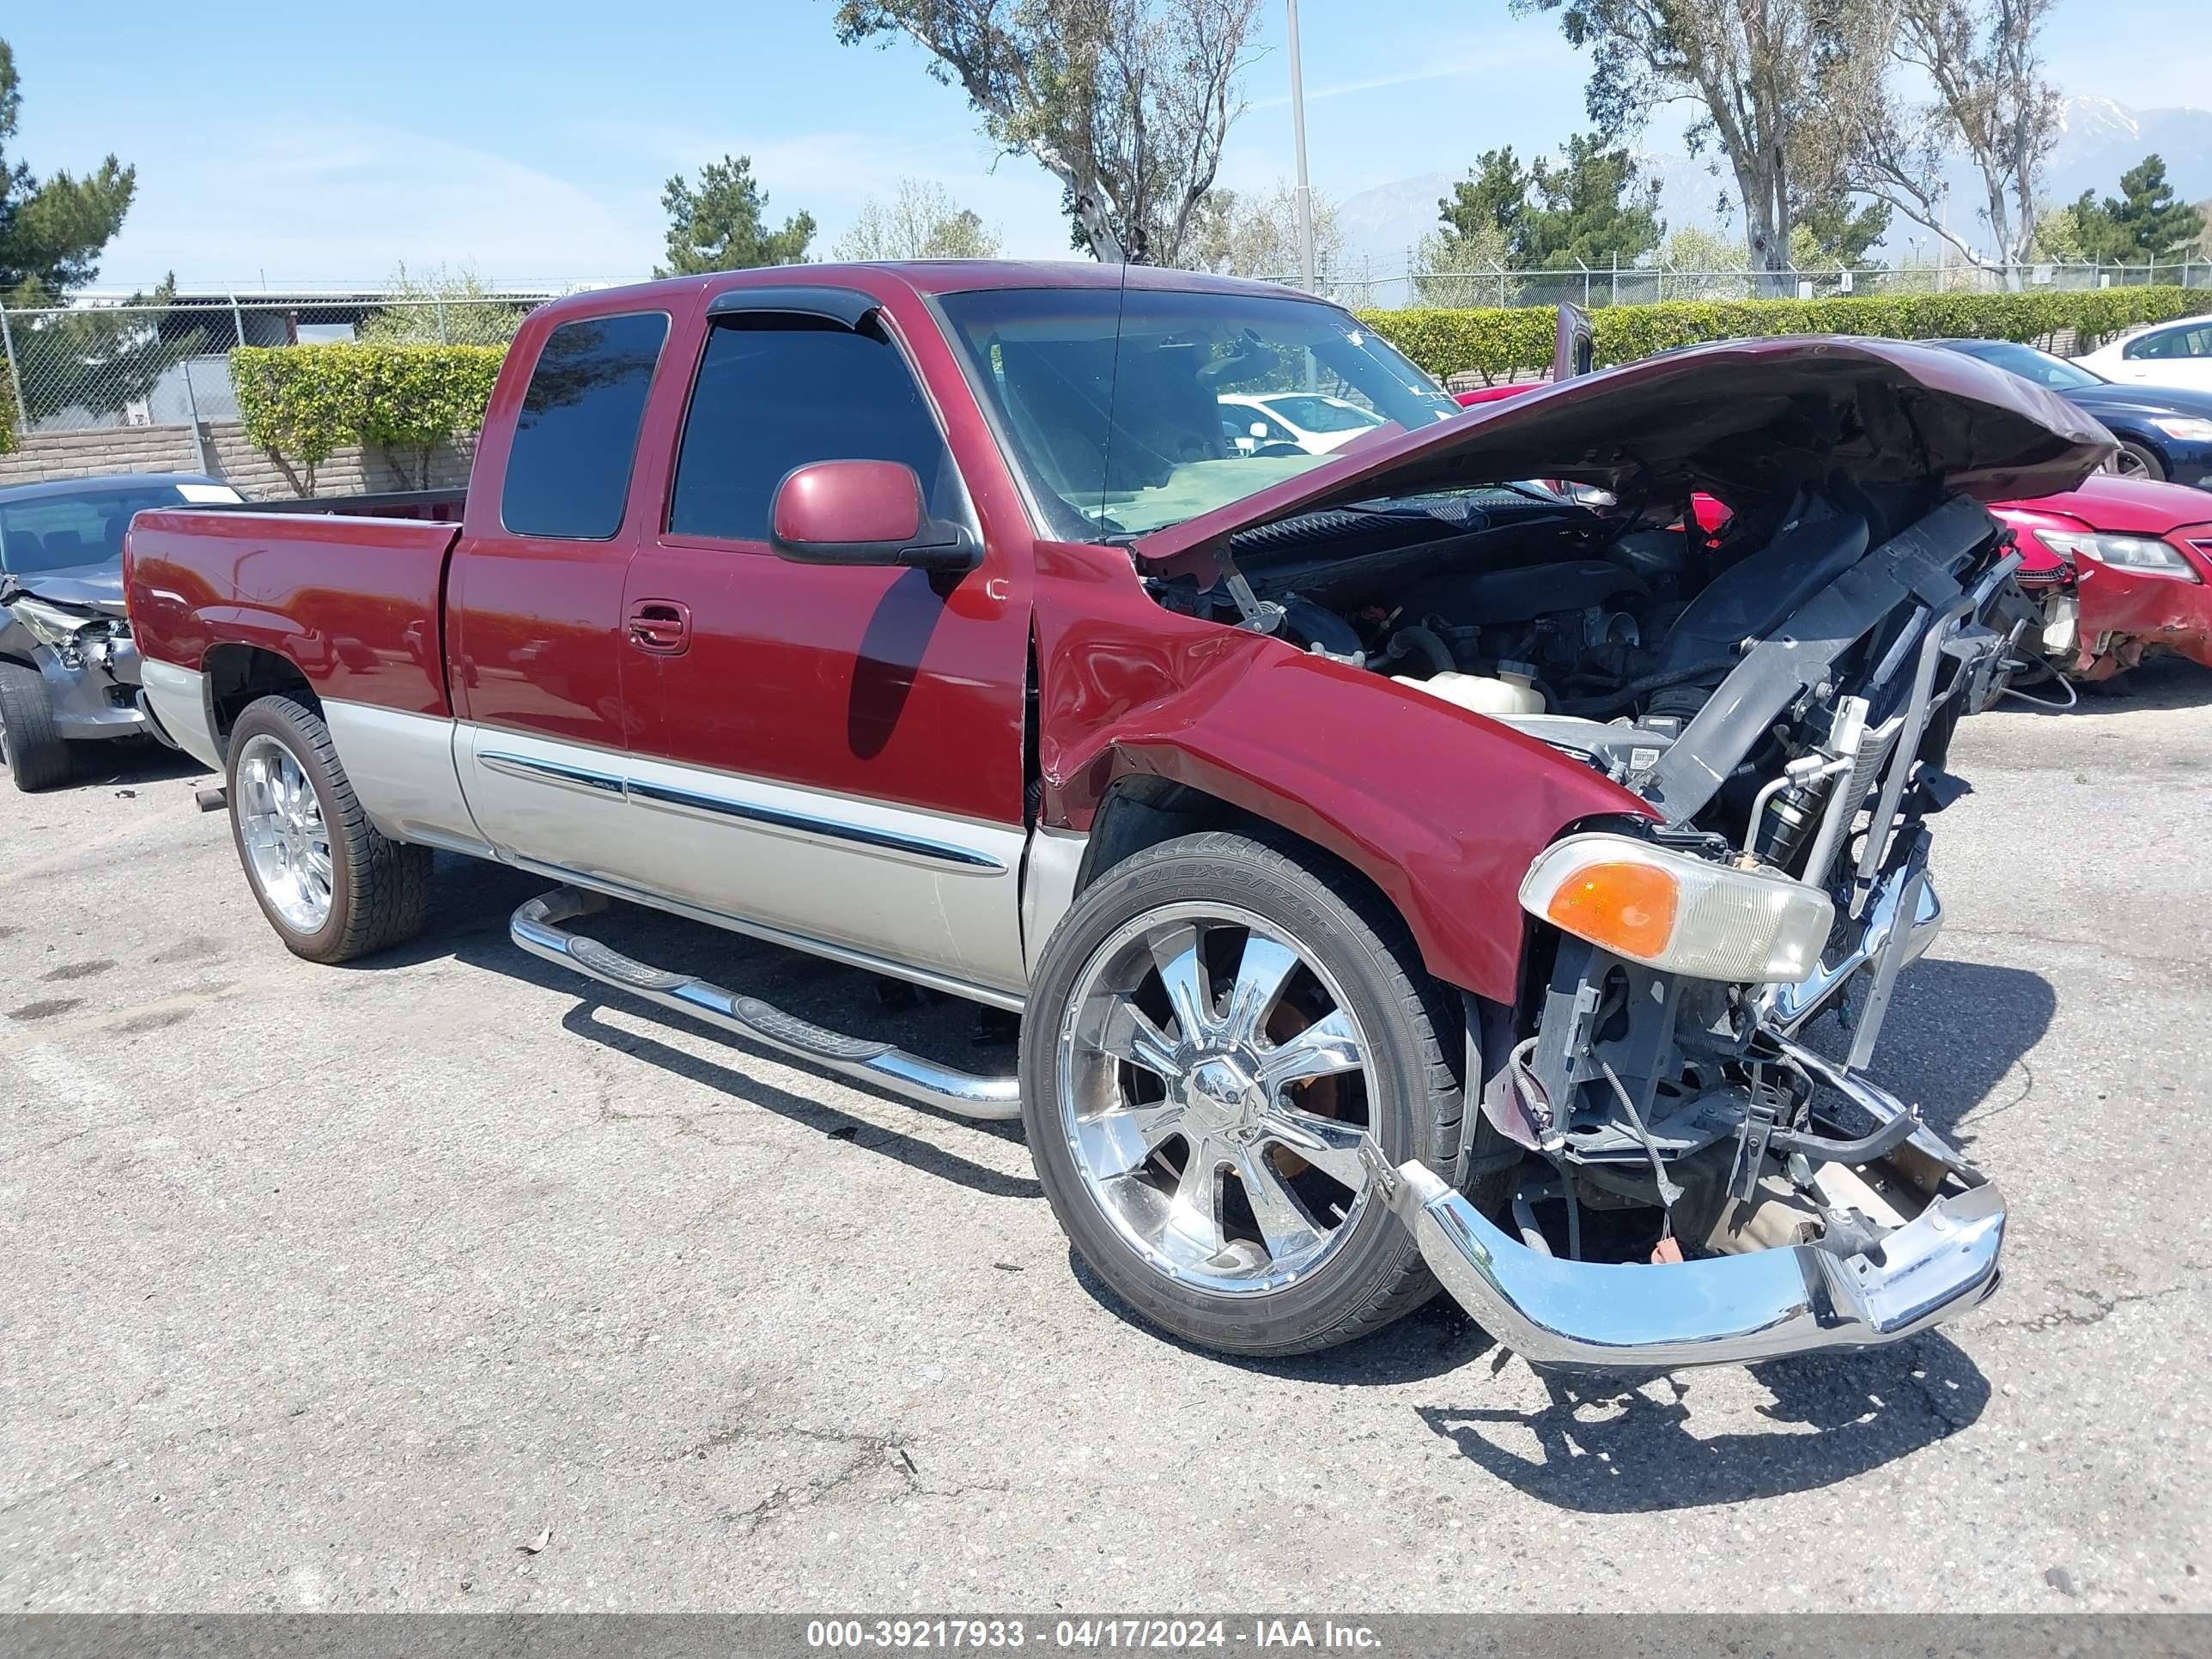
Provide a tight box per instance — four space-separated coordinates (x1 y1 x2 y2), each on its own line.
235 732 333 933
1054 902 1379 1294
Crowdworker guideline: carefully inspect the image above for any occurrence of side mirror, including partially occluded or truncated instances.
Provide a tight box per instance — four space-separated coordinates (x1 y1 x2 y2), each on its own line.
769 459 980 574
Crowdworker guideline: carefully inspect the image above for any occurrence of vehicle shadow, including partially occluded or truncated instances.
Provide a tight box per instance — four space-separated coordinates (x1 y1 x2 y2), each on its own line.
63 739 213 791
1068 1247 1989 1508
1065 1246 1505 1387
2002 655 2212 717
357 854 1036 1200
1413 1332 1987 1512
1794 957 2057 1156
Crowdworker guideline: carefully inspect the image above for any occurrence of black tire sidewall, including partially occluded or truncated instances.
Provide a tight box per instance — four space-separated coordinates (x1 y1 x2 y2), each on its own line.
226 698 359 960
2118 441 2166 482
0 659 70 792
1019 833 1453 1355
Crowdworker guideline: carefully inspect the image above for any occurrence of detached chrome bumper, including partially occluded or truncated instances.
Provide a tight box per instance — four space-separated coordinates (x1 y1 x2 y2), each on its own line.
1364 1145 2004 1372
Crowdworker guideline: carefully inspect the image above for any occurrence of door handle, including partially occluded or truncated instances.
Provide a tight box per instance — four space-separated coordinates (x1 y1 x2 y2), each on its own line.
627 599 691 655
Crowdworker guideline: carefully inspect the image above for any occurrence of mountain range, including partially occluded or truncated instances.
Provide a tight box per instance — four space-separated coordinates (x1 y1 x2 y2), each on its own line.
1330 96 2212 279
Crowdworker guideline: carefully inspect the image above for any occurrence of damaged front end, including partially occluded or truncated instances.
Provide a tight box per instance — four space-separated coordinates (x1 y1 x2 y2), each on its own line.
1390 484 2033 1369
0 576 146 743
1129 336 2110 1370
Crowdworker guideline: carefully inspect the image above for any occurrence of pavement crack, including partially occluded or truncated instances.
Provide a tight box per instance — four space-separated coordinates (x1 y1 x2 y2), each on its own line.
1962 1055 2035 1124
677 1419 930 1533
1980 1278 2200 1334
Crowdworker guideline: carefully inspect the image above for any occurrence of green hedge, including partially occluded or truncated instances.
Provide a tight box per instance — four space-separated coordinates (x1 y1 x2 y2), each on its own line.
208 285 2204 482
229 344 506 489
0 364 15 456
1356 285 2207 385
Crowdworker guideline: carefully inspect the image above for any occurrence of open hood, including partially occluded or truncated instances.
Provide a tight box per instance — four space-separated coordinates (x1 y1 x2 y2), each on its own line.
1133 335 2115 564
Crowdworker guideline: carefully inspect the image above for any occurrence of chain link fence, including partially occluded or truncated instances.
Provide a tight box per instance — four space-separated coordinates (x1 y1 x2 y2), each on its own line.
1287 258 2212 313
0 290 546 436
7 259 2209 438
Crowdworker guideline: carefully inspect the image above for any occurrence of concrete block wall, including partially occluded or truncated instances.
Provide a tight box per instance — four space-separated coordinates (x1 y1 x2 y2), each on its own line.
0 422 475 501
0 424 203 486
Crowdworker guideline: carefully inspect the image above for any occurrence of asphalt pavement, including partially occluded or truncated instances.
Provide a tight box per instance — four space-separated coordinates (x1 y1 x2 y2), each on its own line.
3 663 2208 1613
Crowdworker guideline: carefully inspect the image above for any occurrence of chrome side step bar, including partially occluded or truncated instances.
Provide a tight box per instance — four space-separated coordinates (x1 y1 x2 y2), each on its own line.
511 887 1023 1121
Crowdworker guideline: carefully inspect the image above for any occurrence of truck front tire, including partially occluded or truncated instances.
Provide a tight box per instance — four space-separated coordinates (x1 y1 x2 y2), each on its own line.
226 696 432 963
0 660 72 792
1020 830 1500 1357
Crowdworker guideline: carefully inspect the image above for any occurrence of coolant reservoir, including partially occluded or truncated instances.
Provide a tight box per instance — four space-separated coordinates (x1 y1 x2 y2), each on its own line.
1393 664 1547 718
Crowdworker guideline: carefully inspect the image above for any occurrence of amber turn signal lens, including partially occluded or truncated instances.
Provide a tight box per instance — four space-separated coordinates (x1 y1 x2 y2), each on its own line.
1543 860 1679 961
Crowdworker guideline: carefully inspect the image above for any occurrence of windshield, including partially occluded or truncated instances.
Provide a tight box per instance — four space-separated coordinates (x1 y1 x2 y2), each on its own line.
938 287 1460 541
1957 340 2104 391
0 485 198 576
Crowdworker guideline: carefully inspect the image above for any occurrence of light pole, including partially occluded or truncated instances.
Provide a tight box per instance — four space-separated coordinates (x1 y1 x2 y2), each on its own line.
1285 0 1317 292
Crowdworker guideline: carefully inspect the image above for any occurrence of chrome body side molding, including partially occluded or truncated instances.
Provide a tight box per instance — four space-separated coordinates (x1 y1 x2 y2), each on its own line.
626 776 1005 872
513 887 1022 1117
477 748 625 795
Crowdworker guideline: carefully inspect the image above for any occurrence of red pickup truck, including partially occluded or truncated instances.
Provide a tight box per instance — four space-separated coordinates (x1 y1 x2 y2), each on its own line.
125 264 2107 1373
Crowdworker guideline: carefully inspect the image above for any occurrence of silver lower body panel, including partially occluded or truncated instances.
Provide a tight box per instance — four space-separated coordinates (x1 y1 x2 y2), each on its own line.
138 659 221 769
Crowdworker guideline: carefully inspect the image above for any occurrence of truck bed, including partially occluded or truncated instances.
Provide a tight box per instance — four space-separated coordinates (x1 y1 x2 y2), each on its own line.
216 488 467 524
125 508 463 719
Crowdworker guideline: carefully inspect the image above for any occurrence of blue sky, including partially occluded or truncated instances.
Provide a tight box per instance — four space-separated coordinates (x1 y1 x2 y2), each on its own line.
11 0 2209 289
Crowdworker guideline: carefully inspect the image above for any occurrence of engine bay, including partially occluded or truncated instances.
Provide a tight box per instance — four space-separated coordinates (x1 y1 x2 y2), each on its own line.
1145 477 2036 1268
1149 481 1930 844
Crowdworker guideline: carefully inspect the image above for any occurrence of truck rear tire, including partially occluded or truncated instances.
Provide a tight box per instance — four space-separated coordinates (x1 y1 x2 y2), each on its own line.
226 695 432 963
1019 829 1505 1357
0 660 71 793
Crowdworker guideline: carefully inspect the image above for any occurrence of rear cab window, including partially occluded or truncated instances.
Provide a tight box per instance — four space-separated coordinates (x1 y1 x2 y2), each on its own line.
501 312 672 539
666 314 962 544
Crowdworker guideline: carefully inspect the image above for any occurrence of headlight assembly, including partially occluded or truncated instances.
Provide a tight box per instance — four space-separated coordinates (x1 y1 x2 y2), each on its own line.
2038 529 2199 580
1520 833 1835 983
7 597 117 665
2148 416 2212 443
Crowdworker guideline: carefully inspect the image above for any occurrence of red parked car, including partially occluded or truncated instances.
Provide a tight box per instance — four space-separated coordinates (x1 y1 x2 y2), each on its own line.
1458 382 2212 688
124 264 2107 1374
1990 474 2212 684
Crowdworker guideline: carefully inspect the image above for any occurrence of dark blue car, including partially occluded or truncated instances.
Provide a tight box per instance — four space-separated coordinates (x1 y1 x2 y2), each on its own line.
1930 337 2212 492
0 472 243 790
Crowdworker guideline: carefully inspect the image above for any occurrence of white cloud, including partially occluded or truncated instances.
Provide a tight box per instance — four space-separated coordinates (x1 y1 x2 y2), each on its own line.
93 116 660 289
1247 34 1578 112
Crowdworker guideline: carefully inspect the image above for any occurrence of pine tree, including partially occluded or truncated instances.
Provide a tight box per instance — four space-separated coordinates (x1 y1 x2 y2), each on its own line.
2069 155 2206 264
656 155 816 277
